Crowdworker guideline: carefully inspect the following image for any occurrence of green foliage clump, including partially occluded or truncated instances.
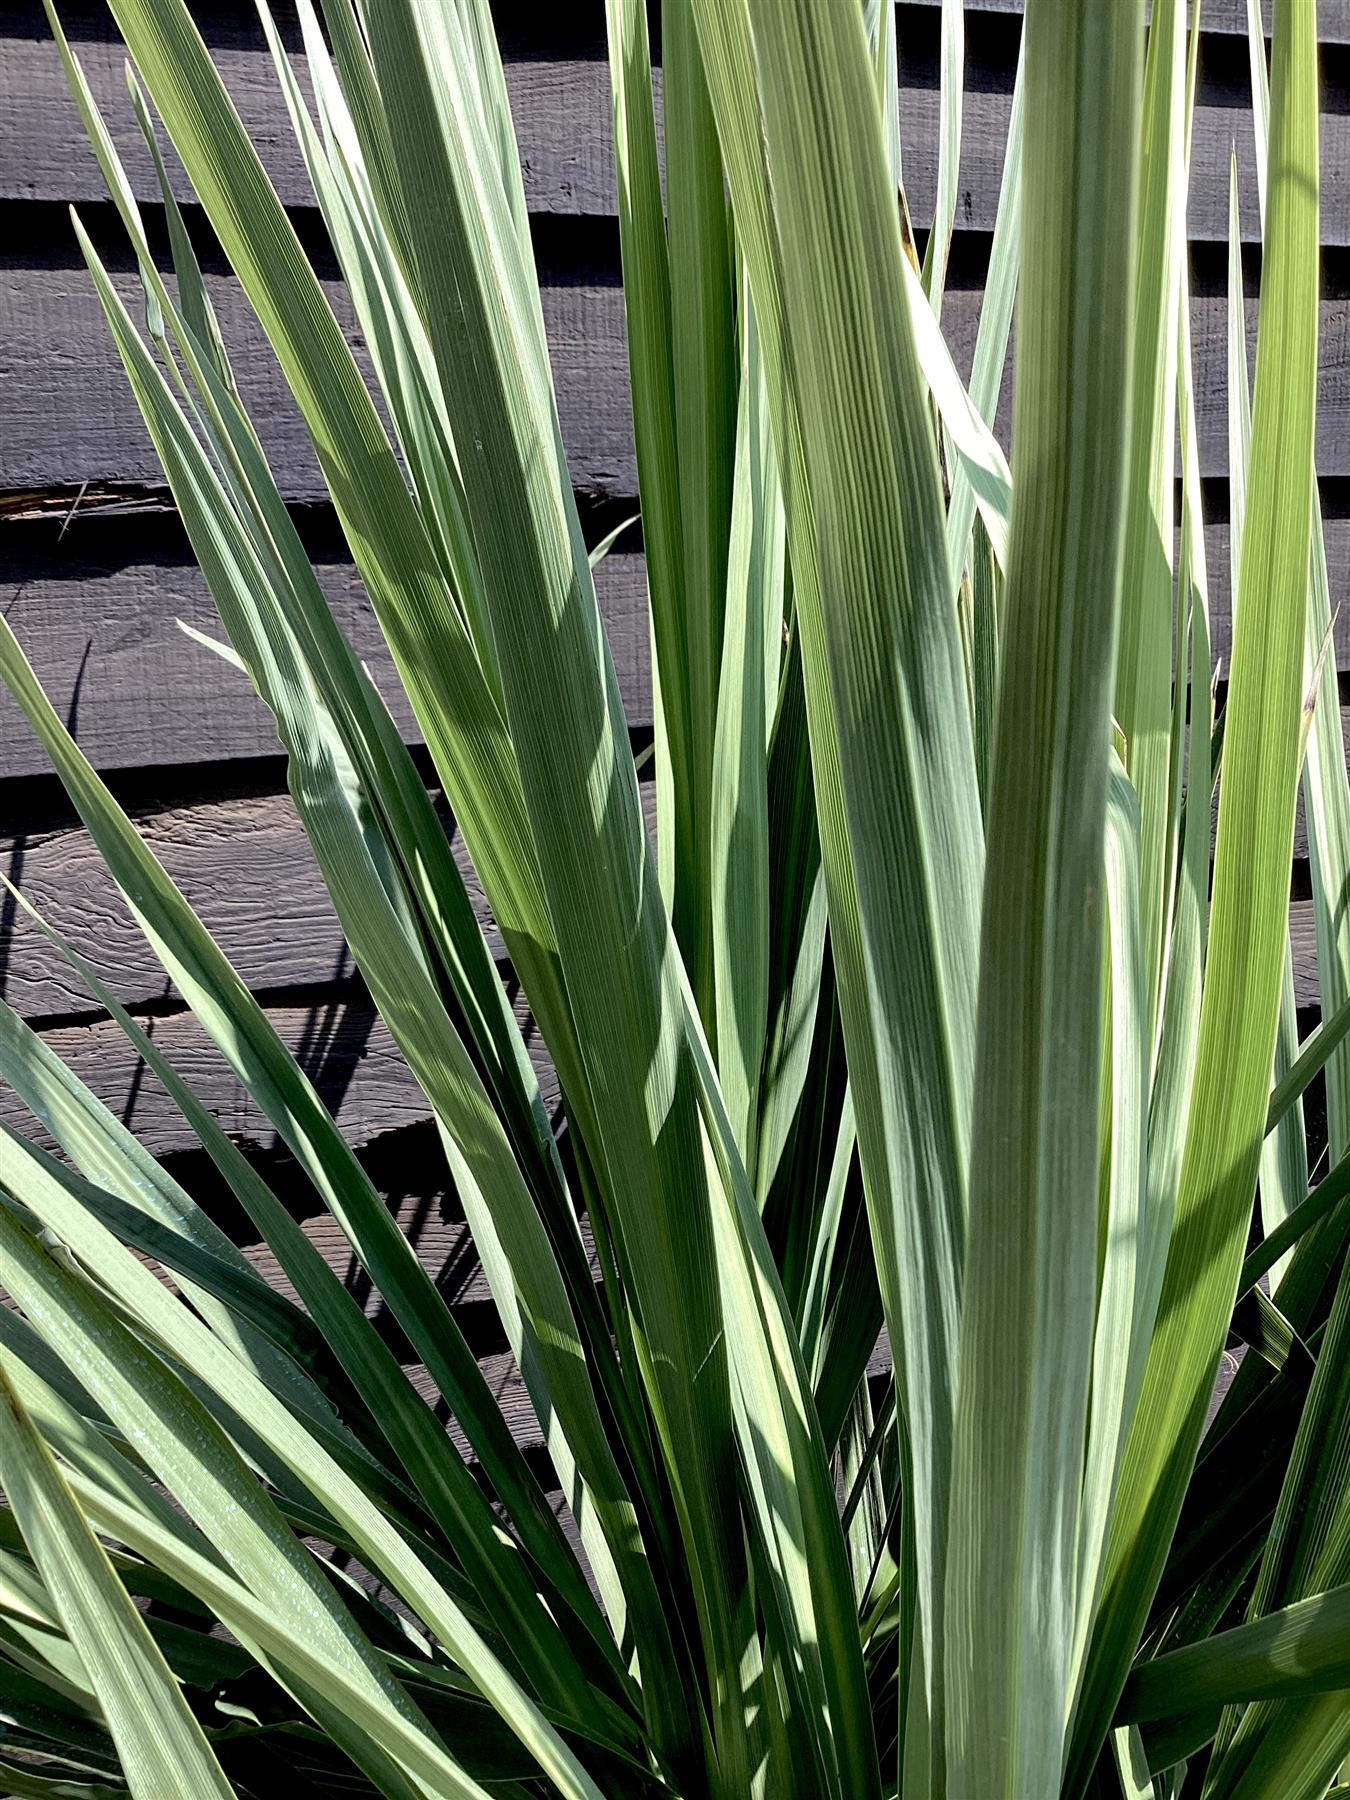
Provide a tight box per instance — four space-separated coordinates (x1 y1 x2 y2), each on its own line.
0 0 1340 1795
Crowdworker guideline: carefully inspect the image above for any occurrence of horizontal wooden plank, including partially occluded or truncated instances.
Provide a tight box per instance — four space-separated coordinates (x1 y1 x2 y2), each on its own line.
2 25 1346 245
0 887 1326 1164
10 0 1346 50
2 253 1346 505
1 995 433 1159
0 252 638 499
0 776 660 1022
0 709 1330 1020
0 493 1346 783
0 788 387 1019
0 40 625 219
0 513 648 778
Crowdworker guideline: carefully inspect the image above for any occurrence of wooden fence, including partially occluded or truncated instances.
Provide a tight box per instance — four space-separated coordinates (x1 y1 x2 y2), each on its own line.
0 0 1346 1448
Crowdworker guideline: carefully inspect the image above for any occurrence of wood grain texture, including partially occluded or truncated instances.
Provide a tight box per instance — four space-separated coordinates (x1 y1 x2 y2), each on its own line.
0 778 660 1020
2 25 1345 245
0 517 649 779
0 251 638 499
0 896 1322 1164
0 788 374 1018
0 983 568 1166
2 249 1346 500
0 37 628 220
1292 903 1326 1010
2 495 1345 783
0 752 1326 1021
2 995 432 1158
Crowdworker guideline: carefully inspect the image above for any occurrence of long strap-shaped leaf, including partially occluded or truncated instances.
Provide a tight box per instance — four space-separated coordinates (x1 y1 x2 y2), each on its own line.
602 0 701 968
72 201 657 1697
1113 0 1188 1044
681 989 881 1800
0 1337 493 1800
0 554 613 1731
2 894 498 1576
944 38 1023 596
712 295 783 1168
196 3 564 1194
86 0 600 1142
0 535 602 1676
1143 264 1215 1399
0 1363 236 1800
0 1146 609 1800
45 0 676 1735
665 0 738 1031
1236 215 1309 1296
920 0 964 315
136 72 636 1534
361 2 760 1785
42 0 606 1458
601 1 737 1040
0 1220 487 1800
0 1004 400 1494
1069 0 1321 1778
942 0 1142 1789
1255 17 1350 1191
1119 1580 1350 1724
1073 764 1149 1695
1200 52 1350 1789
1210 1079 1350 1782
1229 0 1350 1200
688 1 980 1780
148 0 573 1220
0 988 344 1424
1202 1262 1350 1793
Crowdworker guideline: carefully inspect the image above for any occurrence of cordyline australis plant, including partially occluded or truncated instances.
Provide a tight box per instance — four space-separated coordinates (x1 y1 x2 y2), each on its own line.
0 0 1339 1792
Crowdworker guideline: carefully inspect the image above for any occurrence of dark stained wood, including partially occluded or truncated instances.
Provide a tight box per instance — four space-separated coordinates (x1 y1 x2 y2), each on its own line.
2 496 1346 777
3 29 1346 245
0 794 1330 1020
2 995 430 1157
0 777 658 1021
0 520 649 779
6 0 1350 232
0 895 1325 1161
0 39 628 220
0 750 1322 1023
3 253 1347 502
0 989 559 1162
0 500 1341 784
1293 903 1328 1010
0 255 638 500
0 789 374 1018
